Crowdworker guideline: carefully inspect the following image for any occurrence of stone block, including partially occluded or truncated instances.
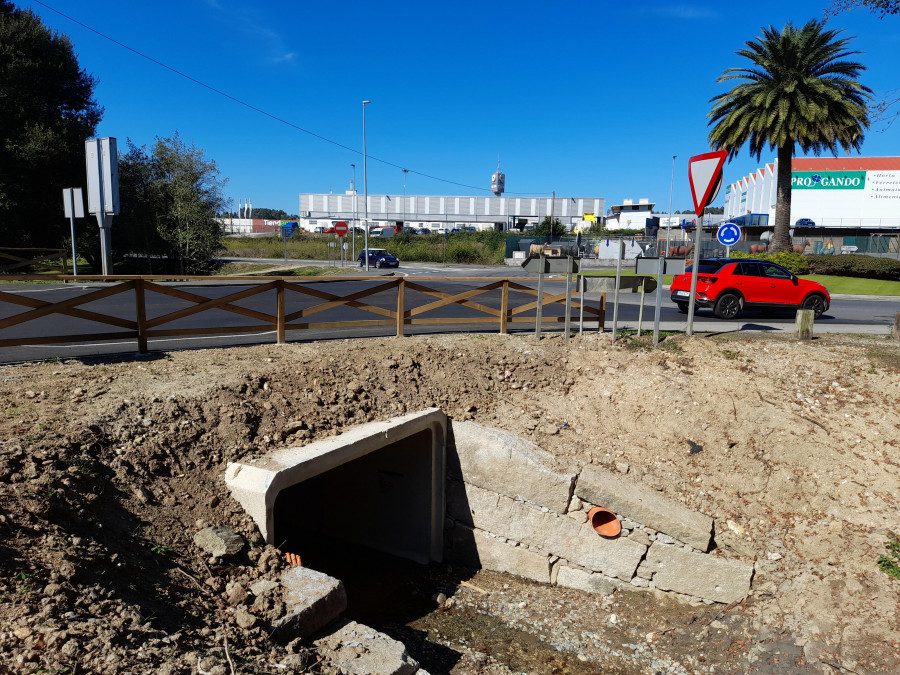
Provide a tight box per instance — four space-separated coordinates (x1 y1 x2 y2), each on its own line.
448 481 645 581
643 543 753 604
447 522 551 583
193 526 243 558
270 567 347 642
576 465 713 551
555 566 615 595
450 421 575 514
314 621 419 675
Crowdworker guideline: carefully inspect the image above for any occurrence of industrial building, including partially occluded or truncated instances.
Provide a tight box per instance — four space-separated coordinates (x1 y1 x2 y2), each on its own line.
725 157 900 231
296 190 606 233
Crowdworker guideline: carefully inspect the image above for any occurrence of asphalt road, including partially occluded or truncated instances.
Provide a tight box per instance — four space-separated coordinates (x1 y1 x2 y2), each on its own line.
0 262 896 363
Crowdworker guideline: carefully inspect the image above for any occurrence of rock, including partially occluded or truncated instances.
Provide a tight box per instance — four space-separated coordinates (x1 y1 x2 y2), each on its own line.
233 608 257 629
249 579 279 597
225 582 248 606
193 526 243 558
314 621 419 675
447 522 552 583
615 462 630 474
133 485 154 504
43 583 62 597
271 567 347 642
555 566 615 595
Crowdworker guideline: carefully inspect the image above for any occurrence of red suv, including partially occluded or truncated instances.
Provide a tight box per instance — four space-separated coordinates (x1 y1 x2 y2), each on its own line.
670 258 830 320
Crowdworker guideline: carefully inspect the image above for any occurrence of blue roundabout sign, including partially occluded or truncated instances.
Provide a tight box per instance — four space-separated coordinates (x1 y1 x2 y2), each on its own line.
717 222 741 247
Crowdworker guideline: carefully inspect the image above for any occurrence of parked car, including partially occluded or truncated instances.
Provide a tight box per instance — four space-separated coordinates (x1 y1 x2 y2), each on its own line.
322 226 336 234
795 218 816 228
357 248 400 269
416 228 431 235
669 258 830 319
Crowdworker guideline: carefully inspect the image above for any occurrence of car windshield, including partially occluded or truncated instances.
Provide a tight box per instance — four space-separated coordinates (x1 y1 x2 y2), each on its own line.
367 249 389 256
685 260 730 274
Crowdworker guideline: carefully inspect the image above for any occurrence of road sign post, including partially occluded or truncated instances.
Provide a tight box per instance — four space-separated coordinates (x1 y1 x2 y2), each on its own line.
62 188 84 276
686 150 727 336
717 222 741 258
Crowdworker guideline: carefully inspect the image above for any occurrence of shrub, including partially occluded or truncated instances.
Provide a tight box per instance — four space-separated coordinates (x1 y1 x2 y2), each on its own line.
729 250 810 275
805 254 900 281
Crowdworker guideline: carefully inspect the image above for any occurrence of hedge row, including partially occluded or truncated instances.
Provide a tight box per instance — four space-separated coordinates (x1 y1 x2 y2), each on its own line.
728 251 810 275
804 254 900 281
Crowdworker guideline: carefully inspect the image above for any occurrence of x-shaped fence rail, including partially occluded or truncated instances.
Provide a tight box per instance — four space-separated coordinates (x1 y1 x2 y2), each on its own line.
0 276 606 354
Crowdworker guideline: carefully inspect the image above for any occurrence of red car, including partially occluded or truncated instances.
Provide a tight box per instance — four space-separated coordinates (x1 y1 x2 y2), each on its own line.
670 258 830 320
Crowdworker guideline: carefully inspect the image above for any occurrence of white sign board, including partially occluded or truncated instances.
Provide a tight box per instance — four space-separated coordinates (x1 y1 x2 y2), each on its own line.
62 188 84 218
85 137 120 217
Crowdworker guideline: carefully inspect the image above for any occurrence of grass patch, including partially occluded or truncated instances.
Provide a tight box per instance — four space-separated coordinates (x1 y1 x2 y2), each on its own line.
613 329 682 351
582 270 677 285
213 262 348 277
800 275 900 296
866 344 900 372
877 532 900 580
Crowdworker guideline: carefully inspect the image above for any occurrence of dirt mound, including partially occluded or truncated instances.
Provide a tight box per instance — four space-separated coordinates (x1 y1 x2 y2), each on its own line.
1 332 898 674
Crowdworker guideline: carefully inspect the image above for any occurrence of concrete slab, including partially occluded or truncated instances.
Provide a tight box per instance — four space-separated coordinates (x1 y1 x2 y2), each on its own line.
447 522 552 583
270 566 347 642
448 481 646 581
314 621 419 675
555 566 616 595
576 465 713 552
225 409 446 564
644 543 753 604
450 421 575 514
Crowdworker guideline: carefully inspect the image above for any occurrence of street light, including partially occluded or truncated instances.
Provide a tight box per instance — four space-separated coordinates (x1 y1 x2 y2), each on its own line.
362 100 371 271
402 168 408 231
666 155 677 255
351 163 356 263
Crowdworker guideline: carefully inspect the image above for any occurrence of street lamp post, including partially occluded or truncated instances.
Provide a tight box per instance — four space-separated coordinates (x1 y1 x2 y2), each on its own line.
351 163 356 263
667 155 677 255
402 168 408 231
362 100 371 271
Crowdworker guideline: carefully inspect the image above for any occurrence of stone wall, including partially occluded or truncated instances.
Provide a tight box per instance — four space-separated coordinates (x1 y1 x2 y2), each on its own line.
446 421 753 605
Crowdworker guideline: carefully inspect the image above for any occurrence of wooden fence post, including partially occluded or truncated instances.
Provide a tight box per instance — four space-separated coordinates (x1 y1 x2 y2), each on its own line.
276 280 286 344
396 278 405 337
500 280 509 334
795 309 814 340
134 278 148 354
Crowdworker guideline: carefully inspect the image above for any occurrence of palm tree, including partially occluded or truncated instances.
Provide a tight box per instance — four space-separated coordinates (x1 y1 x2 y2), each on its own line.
708 20 871 252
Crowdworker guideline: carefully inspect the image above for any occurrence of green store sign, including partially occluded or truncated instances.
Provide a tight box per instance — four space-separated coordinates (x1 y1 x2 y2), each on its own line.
791 171 866 190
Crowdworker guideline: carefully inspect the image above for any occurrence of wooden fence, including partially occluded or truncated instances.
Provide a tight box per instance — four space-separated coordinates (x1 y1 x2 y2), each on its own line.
0 275 606 353
0 248 67 274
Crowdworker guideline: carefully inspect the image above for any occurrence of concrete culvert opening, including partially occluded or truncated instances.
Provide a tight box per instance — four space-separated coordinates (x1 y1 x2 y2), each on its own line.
225 409 448 621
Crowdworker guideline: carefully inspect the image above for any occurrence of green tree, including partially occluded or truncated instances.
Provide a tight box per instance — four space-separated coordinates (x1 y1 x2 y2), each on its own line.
533 216 566 237
0 1 102 248
708 20 871 253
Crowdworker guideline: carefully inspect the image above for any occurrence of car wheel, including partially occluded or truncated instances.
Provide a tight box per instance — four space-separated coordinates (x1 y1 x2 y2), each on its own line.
375 260 382 269
713 292 742 320
802 293 827 319
358 259 364 267
676 302 689 314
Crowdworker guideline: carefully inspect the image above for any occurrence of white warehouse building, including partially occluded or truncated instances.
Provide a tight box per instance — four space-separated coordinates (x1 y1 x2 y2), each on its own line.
298 191 606 232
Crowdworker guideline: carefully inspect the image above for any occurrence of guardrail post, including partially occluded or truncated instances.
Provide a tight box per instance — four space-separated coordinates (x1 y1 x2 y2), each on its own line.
598 293 606 333
135 278 148 353
396 278 406 337
500 280 509 334
795 309 814 340
276 280 286 344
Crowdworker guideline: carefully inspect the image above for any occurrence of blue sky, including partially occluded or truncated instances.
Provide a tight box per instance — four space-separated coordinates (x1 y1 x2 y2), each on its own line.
26 0 900 215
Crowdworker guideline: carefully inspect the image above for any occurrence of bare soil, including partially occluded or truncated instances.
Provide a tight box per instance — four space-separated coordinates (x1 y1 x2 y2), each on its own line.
1 331 899 674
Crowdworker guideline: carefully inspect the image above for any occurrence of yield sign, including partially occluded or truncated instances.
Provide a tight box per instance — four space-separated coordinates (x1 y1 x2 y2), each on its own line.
688 150 727 215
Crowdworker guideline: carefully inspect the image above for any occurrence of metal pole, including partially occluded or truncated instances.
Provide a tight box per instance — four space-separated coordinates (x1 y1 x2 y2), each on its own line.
578 274 584 335
667 155 676 256
637 277 645 337
351 164 356 264
652 255 664 347
611 239 624 343
535 254 545 338
363 100 371 271
67 190 78 276
564 255 573 340
403 169 408 231
686 213 704 335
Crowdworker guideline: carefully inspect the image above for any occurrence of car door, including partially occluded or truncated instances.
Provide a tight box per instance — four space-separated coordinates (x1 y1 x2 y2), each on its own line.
733 262 767 303
757 262 799 307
